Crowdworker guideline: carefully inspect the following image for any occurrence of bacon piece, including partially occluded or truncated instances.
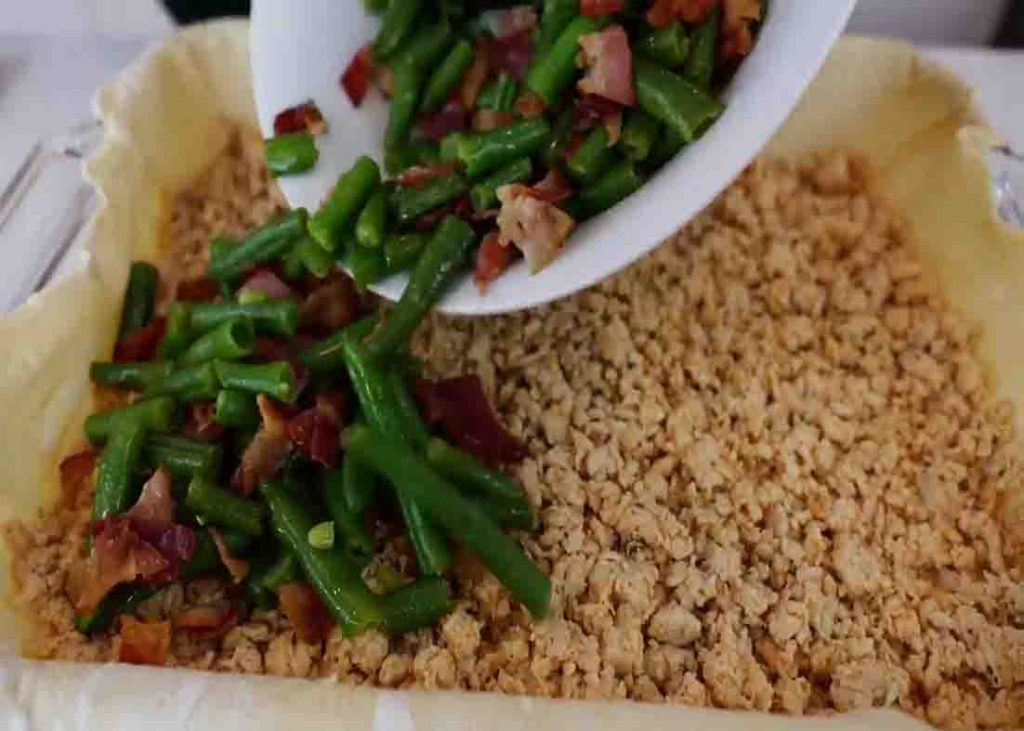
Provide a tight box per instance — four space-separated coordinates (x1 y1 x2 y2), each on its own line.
415 98 468 142
315 391 348 423
496 184 576 273
252 335 317 364
531 168 574 205
341 44 373 107
174 602 239 642
241 269 294 300
474 231 516 292
210 528 249 582
59 449 95 507
459 46 491 109
113 318 166 363
602 107 624 145
414 374 526 465
395 161 460 189
175 277 220 302
273 101 327 136
277 582 334 643
118 616 171 666
646 0 719 28
473 109 515 132
298 273 359 337
182 400 224 442
721 0 761 62
489 5 538 39
575 93 622 130
232 395 294 496
124 468 175 527
68 519 170 614
513 89 546 119
577 26 635 106
288 406 339 469
581 0 624 16
482 30 535 81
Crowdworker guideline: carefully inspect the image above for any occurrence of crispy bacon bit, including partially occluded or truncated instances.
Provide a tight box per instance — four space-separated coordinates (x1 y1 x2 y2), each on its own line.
414 375 526 465
473 109 516 132
124 468 175 527
415 98 468 142
530 168 574 204
315 391 348 424
646 0 719 28
253 335 316 364
59 449 95 507
298 273 359 336
241 269 293 300
489 5 538 39
273 101 327 136
341 44 374 107
183 400 224 442
581 0 624 17
474 232 516 292
118 616 171 666
143 524 196 579
288 406 339 469
374 65 394 98
210 528 249 582
574 93 622 135
496 184 576 273
277 582 334 643
482 30 535 81
68 519 170 614
232 395 293 496
395 161 460 189
513 89 546 119
113 318 166 363
721 0 761 62
578 26 635 107
174 602 239 642
603 107 624 145
460 46 491 109
176 277 220 302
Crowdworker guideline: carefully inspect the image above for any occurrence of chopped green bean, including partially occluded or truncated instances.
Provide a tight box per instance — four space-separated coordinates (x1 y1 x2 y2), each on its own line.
84 398 177 445
144 362 220 401
207 209 307 281
75 584 154 634
261 551 301 591
118 262 159 338
634 57 723 142
381 576 452 634
535 0 579 57
348 243 389 289
469 156 532 212
375 0 422 60
385 65 424 172
161 302 194 359
355 186 389 249
296 235 335 278
309 156 381 252
636 22 690 68
144 434 222 480
89 361 174 392
566 124 613 184
684 4 719 89
525 16 605 104
214 361 298 403
452 118 551 178
92 419 146 521
190 300 298 337
619 109 660 162
214 389 260 429
569 159 644 219
383 231 429 273
186 474 265 536
323 467 375 555
178 317 255 366
421 39 474 112
390 173 468 225
425 438 526 504
476 73 517 112
265 133 319 177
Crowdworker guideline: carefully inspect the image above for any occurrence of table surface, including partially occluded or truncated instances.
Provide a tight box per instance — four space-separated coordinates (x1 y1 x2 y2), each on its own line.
1 33 1022 212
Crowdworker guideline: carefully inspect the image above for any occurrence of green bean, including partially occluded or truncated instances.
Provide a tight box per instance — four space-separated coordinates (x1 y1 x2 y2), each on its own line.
75 584 154 634
144 362 220 401
381 576 452 634
181 529 251 582
296 235 335 278
214 389 260 429
569 159 644 219
468 494 536 531
264 133 319 177
421 39 474 112
439 131 465 162
385 66 423 173
178 317 255 366
190 300 298 337
348 243 389 289
452 118 551 178
469 156 532 212
636 22 690 68
297 332 347 373
207 209 308 281
392 21 453 73
405 138 442 166
390 173 468 225
84 398 177 445
644 124 685 172
355 186 389 249
425 438 525 504
363 0 389 13
342 452 377 515
543 106 576 168
261 481 384 635
161 302 194 359
93 419 146 521
118 262 159 338
89 361 174 392
383 231 429 273
363 216 476 359
566 124 613 184
244 556 278 610
535 0 578 57
309 156 381 252
386 366 431 447
322 468 375 556
186 474 265 536
214 361 298 403
525 16 605 104
346 425 551 617
375 0 421 60
261 551 301 591
144 434 222 480
281 243 306 281
633 57 723 142
684 4 719 89
476 73 517 112
619 109 660 162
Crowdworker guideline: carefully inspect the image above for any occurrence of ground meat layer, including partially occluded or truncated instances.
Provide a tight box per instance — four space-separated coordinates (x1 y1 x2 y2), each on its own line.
7 131 1024 730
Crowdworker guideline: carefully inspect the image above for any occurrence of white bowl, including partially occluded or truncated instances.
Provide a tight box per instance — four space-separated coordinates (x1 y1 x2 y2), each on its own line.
251 0 856 315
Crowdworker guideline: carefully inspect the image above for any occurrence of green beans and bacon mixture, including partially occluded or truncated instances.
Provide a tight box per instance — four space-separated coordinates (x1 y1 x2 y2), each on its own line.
267 0 763 290
69 207 548 649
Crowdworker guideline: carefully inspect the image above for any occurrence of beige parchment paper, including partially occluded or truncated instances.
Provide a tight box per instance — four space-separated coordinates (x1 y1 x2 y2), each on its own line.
0 20 1019 730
